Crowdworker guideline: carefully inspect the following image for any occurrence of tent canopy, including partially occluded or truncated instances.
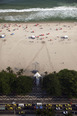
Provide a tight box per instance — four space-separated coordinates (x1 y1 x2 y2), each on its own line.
61 35 68 39
34 72 41 78
31 35 35 39
0 35 5 38
64 35 68 38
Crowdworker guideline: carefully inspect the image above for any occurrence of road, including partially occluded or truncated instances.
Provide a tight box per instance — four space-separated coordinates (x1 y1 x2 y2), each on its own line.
0 91 77 115
0 79 77 116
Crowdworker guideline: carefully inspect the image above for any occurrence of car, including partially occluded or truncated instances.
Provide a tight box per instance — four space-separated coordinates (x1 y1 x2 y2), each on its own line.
9 107 13 110
56 107 60 110
63 111 68 114
75 104 77 107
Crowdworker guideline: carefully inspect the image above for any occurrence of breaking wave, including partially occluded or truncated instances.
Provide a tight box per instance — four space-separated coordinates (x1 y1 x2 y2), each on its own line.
0 6 77 22
0 6 77 13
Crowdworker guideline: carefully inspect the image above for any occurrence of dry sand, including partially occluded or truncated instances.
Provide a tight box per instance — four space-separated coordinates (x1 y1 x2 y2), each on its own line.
0 22 77 76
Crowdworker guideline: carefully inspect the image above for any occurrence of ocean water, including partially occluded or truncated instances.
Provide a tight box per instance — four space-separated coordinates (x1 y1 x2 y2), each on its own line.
0 0 77 22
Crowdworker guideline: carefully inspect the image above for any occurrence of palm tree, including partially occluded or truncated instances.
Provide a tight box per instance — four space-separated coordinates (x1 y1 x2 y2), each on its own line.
6 66 13 73
19 69 24 74
16 69 24 76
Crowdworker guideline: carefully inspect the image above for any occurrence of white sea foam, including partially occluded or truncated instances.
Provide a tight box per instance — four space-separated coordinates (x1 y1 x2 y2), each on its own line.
0 6 77 13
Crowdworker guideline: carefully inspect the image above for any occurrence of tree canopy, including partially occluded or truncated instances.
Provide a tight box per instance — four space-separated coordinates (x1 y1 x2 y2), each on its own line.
0 69 33 95
43 69 77 98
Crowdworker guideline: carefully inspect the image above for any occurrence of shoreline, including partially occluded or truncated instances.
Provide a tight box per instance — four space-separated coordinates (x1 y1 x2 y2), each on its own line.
0 20 77 24
0 22 77 76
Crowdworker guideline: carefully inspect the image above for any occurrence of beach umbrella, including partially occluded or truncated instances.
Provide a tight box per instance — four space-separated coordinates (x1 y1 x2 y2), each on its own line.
31 31 34 33
56 28 58 31
47 33 50 35
31 35 35 39
61 35 68 39
64 35 68 39
41 34 44 36
1 35 5 38
11 33 14 35
37 36 39 38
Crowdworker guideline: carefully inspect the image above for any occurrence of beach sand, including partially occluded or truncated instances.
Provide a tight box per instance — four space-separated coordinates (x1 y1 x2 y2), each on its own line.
0 22 77 76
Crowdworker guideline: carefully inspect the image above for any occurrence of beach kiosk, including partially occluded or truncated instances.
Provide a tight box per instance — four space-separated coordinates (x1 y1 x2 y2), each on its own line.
34 72 41 86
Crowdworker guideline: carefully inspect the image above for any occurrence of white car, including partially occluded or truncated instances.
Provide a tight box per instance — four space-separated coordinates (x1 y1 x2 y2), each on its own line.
63 111 68 114
56 107 60 110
